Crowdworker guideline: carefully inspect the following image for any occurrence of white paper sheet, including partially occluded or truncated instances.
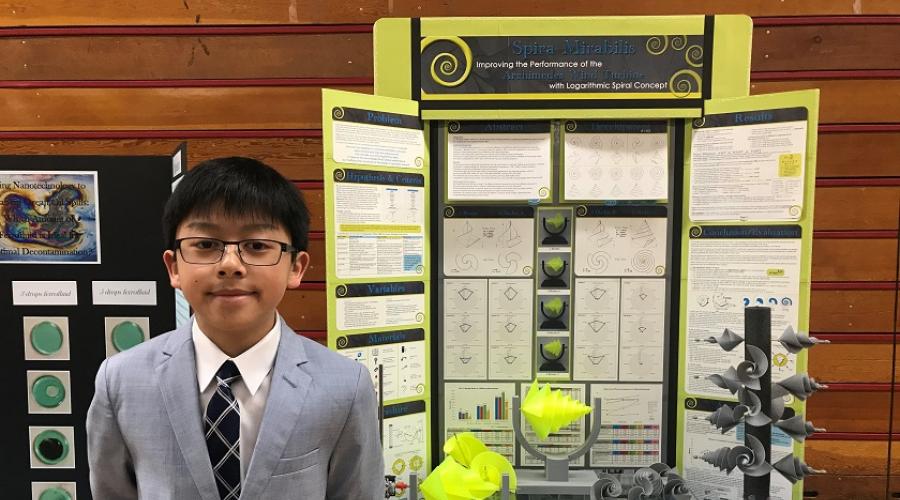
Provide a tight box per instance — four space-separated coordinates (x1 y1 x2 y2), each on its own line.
448 133 552 201
574 217 667 276
619 279 666 382
443 218 534 277
333 174 425 279
589 384 663 467
565 132 668 201
573 278 620 381
488 279 533 380
444 279 488 379
444 383 516 462
690 112 807 221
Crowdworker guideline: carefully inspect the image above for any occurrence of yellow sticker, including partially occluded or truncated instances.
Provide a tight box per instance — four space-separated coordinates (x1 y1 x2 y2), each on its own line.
767 268 785 277
778 154 802 177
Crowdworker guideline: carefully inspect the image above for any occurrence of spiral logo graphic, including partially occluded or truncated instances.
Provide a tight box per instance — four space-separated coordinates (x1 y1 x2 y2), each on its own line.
538 187 550 199
692 117 706 129
415 264 424 274
689 226 702 238
789 205 801 217
685 398 698 409
576 205 588 217
589 251 610 273
332 107 345 120
333 169 346 182
565 121 578 133
336 284 348 297
632 249 655 273
336 336 349 348
646 35 668 55
656 265 665 275
421 36 473 88
414 157 424 167
415 312 425 322
448 121 461 133
669 69 701 98
443 206 455 218
671 35 688 51
522 265 533 276
685 44 704 67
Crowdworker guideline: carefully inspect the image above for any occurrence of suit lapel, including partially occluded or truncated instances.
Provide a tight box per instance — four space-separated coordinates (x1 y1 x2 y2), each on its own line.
157 323 220 500
240 323 312 498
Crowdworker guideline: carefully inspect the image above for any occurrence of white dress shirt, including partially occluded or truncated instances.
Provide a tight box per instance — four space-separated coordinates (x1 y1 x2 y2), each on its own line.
193 317 281 479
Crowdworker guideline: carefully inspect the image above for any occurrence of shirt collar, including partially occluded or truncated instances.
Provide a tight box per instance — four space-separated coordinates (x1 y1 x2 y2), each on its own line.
192 316 282 396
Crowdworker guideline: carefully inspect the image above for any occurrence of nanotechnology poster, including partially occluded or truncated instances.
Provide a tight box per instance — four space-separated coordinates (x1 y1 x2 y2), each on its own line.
0 171 100 264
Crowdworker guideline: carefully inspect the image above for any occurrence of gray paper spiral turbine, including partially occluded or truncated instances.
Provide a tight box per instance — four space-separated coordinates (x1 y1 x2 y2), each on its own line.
698 435 772 477
774 415 824 442
773 454 826 483
627 467 664 499
708 366 743 394
776 373 827 401
778 325 829 354
707 404 748 433
738 388 772 427
770 386 787 421
705 328 745 351
736 345 769 390
594 473 624 499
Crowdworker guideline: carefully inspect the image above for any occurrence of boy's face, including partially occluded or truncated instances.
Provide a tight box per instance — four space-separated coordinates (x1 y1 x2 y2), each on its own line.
162 210 308 338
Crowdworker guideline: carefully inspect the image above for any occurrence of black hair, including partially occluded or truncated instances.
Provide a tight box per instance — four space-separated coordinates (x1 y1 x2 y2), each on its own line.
162 157 310 253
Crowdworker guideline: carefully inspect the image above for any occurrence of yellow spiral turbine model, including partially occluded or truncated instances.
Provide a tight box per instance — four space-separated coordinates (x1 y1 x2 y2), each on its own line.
421 433 516 500
521 380 592 440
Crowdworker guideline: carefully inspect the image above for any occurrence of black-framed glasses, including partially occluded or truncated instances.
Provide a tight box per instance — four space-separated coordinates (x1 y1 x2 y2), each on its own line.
175 237 297 266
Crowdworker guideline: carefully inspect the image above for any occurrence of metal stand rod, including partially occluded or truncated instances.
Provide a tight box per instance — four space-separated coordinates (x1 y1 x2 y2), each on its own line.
408 471 417 500
744 307 771 500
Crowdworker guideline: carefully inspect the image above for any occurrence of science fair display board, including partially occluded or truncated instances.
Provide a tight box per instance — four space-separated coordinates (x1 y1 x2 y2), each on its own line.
324 15 819 499
0 150 186 500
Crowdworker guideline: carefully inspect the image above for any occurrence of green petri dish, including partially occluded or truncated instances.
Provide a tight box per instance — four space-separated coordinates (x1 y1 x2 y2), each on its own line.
38 487 72 500
32 375 66 408
111 321 145 352
33 429 69 465
30 321 64 355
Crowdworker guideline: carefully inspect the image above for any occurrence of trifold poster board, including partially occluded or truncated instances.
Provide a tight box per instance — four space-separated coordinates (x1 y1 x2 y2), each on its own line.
322 89 433 483
324 15 818 500
1 154 181 499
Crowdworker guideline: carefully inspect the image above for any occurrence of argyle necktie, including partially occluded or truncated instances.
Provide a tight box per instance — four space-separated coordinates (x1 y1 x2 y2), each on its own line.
204 360 242 500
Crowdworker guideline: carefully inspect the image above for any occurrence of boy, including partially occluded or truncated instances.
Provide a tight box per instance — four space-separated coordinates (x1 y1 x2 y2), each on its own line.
87 157 383 499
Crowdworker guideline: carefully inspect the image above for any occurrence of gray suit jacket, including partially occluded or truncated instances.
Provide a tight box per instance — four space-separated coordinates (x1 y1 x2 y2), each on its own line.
86 320 384 499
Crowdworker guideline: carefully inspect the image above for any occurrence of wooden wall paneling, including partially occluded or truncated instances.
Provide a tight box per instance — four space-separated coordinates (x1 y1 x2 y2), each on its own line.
809 342 893 383
280 288 326 331
751 79 900 124
0 34 373 81
0 85 371 131
0 138 326 181
806 439 888 475
811 238 898 282
751 25 900 72
305 237 325 282
817 131 900 178
810 289 896 332
3 0 900 26
303 187 324 232
803 475 887 499
814 186 900 231
807 390 891 433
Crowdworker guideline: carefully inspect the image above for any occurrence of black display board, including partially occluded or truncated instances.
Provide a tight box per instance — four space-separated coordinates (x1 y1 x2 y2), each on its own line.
0 155 176 499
